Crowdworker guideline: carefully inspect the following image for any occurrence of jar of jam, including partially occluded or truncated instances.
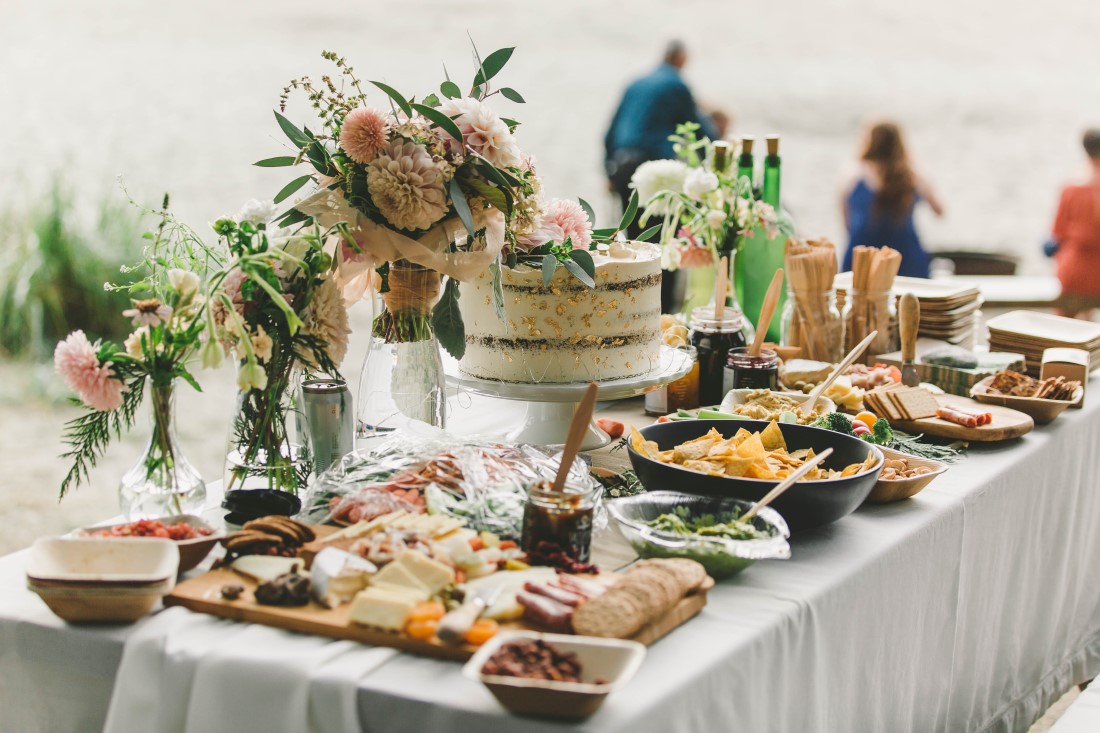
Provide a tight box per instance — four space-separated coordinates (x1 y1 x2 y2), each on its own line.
690 306 748 406
725 347 779 391
521 480 598 562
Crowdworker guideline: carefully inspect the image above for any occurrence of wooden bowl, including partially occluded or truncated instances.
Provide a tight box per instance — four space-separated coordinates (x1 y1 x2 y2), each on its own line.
865 447 948 504
969 376 1082 425
77 514 223 574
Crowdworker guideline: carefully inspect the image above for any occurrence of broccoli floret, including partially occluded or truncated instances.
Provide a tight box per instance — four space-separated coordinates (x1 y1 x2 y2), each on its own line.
813 412 854 435
867 418 894 445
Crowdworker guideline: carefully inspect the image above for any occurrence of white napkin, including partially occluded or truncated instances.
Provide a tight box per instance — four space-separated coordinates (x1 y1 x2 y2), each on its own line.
103 607 397 733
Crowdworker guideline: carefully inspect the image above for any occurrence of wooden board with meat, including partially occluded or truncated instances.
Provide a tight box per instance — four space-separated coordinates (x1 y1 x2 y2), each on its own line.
886 394 1034 442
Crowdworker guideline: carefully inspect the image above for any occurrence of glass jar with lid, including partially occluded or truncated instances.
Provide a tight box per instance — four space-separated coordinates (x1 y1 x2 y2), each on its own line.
780 287 844 363
521 480 599 563
689 305 750 406
842 288 898 365
725 347 779 392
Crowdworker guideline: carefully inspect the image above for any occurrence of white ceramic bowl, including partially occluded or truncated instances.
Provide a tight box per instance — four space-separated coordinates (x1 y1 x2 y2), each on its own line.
26 537 180 584
463 631 646 720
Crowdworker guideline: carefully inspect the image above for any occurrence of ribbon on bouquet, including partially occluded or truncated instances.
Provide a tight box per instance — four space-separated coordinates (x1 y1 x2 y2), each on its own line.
297 187 506 290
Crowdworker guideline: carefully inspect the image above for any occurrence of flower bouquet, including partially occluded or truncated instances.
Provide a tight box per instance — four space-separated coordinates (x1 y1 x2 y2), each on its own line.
633 123 794 321
206 206 351 494
55 202 210 517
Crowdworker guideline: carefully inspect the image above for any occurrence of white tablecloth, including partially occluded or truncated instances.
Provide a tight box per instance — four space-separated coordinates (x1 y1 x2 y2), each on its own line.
3 393 1100 733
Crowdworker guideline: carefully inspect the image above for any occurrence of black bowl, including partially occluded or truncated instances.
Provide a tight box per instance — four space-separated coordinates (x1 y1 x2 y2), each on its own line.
222 489 302 525
627 420 883 530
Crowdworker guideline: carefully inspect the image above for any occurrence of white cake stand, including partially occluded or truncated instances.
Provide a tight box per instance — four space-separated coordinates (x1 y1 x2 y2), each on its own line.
443 346 694 450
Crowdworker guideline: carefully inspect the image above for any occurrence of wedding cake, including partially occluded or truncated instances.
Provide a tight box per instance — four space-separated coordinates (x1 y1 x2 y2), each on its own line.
458 242 663 383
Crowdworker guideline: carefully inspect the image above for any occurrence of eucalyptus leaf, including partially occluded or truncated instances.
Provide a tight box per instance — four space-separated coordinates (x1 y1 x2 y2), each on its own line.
638 224 662 242
591 227 618 239
274 111 310 149
505 252 518 269
562 258 596 288
473 47 515 87
254 156 297 168
432 277 466 359
578 198 596 225
500 118 521 132
274 175 312 205
422 93 441 108
275 208 311 228
449 179 476 238
499 87 525 103
618 190 640 233
568 248 596 280
411 103 463 143
489 259 507 323
541 254 558 288
466 179 511 215
440 81 461 99
369 80 413 117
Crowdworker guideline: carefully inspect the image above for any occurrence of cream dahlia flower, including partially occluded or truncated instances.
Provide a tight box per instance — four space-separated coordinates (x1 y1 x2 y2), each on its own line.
299 277 351 367
340 107 390 164
367 140 448 231
438 97 521 169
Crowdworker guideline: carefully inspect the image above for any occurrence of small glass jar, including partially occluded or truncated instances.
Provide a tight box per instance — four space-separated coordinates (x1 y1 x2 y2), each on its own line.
690 306 749 406
781 288 844 363
521 480 598 562
724 347 779 392
843 288 898 365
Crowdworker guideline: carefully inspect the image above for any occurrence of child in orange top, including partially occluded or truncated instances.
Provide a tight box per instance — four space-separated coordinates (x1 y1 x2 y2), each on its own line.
1050 129 1100 317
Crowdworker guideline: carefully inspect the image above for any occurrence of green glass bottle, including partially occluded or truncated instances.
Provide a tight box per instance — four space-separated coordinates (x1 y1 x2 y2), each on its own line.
737 136 755 194
762 135 781 208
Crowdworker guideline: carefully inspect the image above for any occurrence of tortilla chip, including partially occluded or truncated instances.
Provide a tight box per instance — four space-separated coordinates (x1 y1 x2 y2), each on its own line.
861 450 878 472
735 433 766 460
674 440 716 463
731 428 753 446
745 459 776 480
683 459 726 476
630 426 664 462
720 457 756 477
760 421 786 452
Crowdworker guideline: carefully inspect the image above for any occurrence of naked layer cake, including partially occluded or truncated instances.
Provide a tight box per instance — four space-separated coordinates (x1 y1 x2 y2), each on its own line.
459 242 663 383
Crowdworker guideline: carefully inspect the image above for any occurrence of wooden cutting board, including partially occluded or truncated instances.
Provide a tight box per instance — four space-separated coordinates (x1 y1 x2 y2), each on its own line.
165 566 711 662
888 394 1034 442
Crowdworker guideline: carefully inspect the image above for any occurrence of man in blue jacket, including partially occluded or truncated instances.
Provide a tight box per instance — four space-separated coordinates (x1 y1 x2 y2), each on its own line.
604 40 718 226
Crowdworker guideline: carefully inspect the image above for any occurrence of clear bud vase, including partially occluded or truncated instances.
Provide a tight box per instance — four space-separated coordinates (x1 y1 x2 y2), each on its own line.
356 261 447 440
119 380 206 520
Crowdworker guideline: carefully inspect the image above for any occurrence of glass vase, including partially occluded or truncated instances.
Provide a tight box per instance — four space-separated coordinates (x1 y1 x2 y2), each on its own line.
119 380 206 520
356 261 446 440
224 361 311 495
682 250 755 344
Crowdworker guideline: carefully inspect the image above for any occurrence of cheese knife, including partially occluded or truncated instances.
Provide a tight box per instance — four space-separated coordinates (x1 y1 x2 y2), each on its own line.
899 293 921 388
437 583 503 645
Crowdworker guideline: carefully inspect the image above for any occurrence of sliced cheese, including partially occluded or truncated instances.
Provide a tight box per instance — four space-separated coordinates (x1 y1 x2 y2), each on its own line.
369 582 430 603
371 561 431 594
349 587 416 631
230 556 306 584
394 550 454 594
311 547 377 608
464 567 557 621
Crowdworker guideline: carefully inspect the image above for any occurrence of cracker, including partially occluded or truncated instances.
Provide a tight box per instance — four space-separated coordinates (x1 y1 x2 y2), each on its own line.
636 558 707 594
623 566 682 612
571 588 647 638
897 388 939 420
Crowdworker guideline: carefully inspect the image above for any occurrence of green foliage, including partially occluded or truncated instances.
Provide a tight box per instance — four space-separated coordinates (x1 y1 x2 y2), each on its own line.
59 376 144 499
431 277 465 359
0 182 144 358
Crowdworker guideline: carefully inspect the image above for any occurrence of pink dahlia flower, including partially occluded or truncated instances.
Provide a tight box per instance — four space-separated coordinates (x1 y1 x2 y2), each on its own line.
340 107 390 164
516 198 593 251
122 298 172 327
54 330 126 411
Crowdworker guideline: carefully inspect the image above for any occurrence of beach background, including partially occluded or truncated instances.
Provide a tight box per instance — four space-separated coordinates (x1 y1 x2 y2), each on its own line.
3 0 1100 555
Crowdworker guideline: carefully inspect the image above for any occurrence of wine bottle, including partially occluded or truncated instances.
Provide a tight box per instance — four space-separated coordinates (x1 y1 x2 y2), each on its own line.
762 135 781 208
737 136 755 193
712 140 732 174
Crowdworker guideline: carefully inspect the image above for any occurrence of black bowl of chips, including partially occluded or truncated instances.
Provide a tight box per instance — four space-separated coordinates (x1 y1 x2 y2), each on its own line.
626 420 883 531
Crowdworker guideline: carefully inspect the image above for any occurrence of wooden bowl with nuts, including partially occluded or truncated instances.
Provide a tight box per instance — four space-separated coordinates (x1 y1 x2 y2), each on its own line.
865 447 948 504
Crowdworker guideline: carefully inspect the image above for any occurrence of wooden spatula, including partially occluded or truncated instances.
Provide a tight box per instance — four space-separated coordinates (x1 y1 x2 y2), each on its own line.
740 447 834 524
749 268 785 357
800 331 879 417
552 382 599 493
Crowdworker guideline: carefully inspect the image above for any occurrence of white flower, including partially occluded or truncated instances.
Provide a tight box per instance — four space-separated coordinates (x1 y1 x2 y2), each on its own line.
237 359 268 392
438 97 521 169
683 169 719 198
237 199 277 226
167 268 200 302
367 140 448 231
250 324 273 363
298 277 351 367
631 159 689 213
706 209 728 230
200 335 224 369
124 327 149 358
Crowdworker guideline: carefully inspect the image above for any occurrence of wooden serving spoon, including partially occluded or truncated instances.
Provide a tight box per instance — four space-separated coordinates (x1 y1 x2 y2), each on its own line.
552 382 599 493
739 447 834 524
714 256 728 321
748 268 785 357
799 330 879 418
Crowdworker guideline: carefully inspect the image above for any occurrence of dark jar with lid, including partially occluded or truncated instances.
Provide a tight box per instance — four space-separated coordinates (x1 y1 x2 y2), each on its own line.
689 306 748 406
724 347 779 392
520 480 598 563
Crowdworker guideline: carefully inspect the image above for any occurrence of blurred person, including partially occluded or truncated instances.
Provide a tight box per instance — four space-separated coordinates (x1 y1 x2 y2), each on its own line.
841 121 944 278
1046 129 1100 318
604 40 718 228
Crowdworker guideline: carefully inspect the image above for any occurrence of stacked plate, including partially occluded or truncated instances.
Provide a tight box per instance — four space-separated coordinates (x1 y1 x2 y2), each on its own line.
835 274 982 343
986 311 1100 376
26 537 180 623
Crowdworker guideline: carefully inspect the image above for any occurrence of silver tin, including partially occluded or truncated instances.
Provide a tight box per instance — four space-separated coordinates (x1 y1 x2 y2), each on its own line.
301 377 354 476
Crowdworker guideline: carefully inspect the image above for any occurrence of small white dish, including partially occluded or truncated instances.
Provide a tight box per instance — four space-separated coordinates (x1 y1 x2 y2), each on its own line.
463 631 646 720
720 389 837 420
26 537 180 584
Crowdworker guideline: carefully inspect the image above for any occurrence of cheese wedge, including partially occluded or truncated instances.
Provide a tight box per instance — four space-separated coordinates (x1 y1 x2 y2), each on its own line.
371 559 431 593
230 556 306 584
369 582 430 603
310 548 377 608
348 587 416 631
394 550 454 594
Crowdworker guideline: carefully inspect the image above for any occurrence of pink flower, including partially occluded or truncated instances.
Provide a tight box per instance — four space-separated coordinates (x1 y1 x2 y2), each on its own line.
54 331 126 412
676 244 715 269
340 107 390 164
516 198 593 251
122 298 172 327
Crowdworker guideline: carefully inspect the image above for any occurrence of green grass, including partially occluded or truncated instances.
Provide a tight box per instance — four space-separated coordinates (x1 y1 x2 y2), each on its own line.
0 182 144 358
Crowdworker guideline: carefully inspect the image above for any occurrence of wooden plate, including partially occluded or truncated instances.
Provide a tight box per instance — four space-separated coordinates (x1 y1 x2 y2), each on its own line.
865 447 948 504
969 376 1081 425
887 394 1034 442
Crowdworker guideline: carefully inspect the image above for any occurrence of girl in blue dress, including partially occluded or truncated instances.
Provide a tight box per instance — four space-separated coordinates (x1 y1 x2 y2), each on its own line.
841 122 944 278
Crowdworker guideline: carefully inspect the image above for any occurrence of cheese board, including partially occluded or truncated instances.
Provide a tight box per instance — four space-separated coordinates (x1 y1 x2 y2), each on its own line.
165 566 712 662
887 394 1034 442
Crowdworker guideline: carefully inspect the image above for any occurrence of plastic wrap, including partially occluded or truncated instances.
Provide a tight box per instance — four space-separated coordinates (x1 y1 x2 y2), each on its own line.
301 433 603 539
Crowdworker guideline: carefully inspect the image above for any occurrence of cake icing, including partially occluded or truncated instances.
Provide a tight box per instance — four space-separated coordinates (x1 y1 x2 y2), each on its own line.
458 242 663 383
